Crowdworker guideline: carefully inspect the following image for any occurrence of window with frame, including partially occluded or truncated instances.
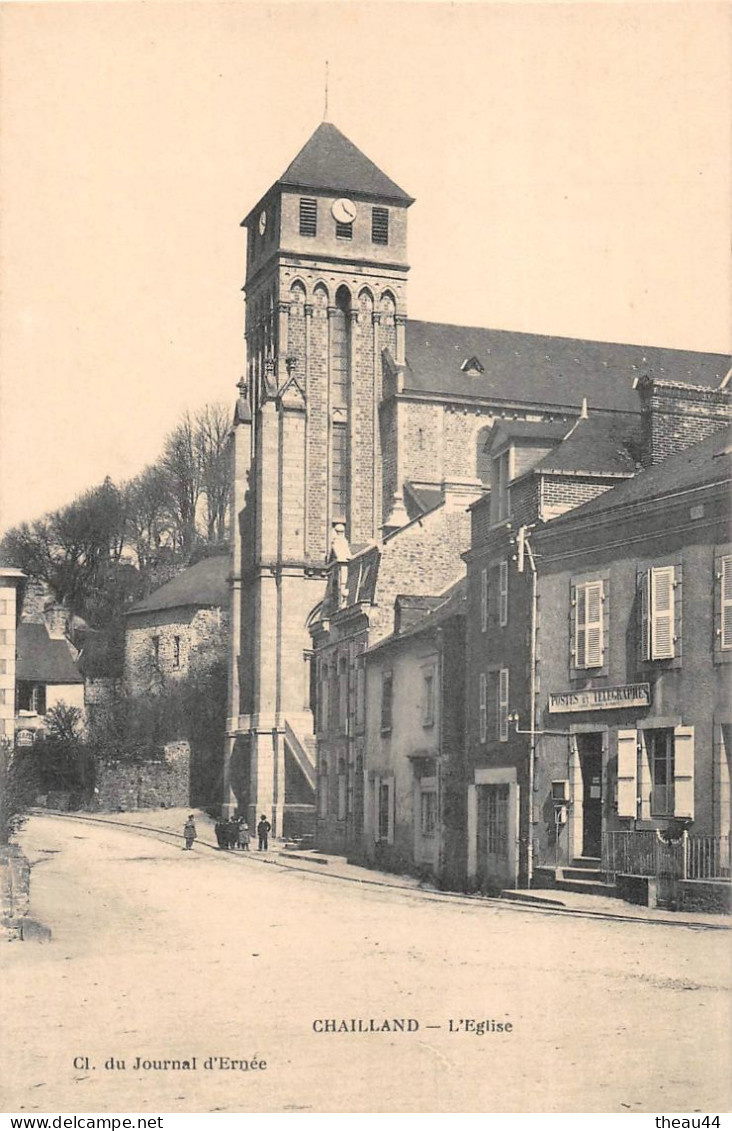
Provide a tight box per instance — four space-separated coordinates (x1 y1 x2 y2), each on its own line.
640 565 678 660
378 781 391 841
493 449 511 523
381 670 393 732
338 657 348 734
717 554 732 653
17 682 46 715
319 665 330 734
355 661 366 730
318 756 329 819
331 424 348 524
573 579 605 669
480 567 488 632
422 668 435 727
498 668 509 742
479 673 487 743
152 635 160 665
173 635 181 669
499 560 509 627
647 728 675 817
372 207 389 244
420 790 437 836
337 757 347 821
299 197 317 236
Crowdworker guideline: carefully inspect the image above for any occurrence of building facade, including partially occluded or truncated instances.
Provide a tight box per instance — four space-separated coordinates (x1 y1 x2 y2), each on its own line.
225 117 731 845
464 378 731 903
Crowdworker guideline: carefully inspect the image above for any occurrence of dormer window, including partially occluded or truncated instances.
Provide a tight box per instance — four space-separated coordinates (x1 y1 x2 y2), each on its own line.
461 356 485 376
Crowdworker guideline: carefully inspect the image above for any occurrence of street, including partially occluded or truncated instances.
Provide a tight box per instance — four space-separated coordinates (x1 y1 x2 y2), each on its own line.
1 814 730 1114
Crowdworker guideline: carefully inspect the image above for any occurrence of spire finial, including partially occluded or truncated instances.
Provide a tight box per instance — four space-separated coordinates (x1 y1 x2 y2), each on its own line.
323 60 329 121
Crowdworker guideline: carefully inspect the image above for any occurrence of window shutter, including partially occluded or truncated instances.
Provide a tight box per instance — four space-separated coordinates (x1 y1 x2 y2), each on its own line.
480 567 488 633
479 673 487 743
721 556 732 650
585 581 605 667
638 731 652 820
575 582 586 669
498 668 509 742
673 725 695 819
639 570 651 661
616 729 638 818
499 561 508 627
387 778 395 844
650 566 675 659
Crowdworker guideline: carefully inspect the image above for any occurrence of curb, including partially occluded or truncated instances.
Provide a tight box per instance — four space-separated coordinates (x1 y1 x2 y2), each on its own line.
31 810 731 932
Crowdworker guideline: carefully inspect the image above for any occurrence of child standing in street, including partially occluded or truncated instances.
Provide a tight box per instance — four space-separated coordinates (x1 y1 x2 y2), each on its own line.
183 814 197 850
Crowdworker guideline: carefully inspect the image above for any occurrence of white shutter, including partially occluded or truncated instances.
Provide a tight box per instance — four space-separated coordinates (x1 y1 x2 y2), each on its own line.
498 668 509 742
480 567 488 633
499 561 508 627
650 566 675 659
479 673 487 743
639 571 651 661
721 557 732 650
574 582 586 669
585 581 604 667
673 725 695 819
616 729 638 818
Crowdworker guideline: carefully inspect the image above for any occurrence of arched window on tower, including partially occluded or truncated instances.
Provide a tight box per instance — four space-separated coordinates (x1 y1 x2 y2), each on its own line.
476 426 492 485
331 286 351 530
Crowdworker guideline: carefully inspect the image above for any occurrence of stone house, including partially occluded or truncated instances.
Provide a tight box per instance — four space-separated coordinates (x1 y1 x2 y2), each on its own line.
124 553 230 695
14 614 84 747
464 375 731 908
361 581 466 887
226 116 731 835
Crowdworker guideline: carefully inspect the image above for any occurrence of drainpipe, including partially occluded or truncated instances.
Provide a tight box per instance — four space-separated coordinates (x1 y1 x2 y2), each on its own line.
520 528 538 889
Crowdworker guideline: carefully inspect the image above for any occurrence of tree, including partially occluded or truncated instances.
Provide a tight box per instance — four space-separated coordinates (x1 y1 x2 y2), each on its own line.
195 403 232 543
0 739 39 843
161 411 202 556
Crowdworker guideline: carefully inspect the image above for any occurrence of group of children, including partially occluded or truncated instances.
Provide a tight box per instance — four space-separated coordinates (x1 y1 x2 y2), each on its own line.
182 813 272 852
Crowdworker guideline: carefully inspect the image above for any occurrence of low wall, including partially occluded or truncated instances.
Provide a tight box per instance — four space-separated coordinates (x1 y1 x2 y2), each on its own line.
678 879 731 914
0 844 30 941
94 741 190 811
283 804 316 840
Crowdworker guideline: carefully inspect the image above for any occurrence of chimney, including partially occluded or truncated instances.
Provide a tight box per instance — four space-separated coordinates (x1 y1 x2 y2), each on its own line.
636 373 732 468
44 603 69 640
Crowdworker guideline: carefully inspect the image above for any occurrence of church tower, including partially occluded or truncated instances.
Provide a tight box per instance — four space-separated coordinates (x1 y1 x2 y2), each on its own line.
224 122 414 831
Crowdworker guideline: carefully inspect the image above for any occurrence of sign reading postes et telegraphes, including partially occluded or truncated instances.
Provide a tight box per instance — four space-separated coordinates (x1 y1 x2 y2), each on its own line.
548 683 651 714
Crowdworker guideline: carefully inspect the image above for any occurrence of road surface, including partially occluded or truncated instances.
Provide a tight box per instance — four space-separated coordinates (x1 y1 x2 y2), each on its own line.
2 814 730 1114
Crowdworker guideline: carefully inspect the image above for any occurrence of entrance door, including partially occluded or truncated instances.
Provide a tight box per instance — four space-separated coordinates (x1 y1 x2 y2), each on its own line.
578 734 603 857
477 783 510 888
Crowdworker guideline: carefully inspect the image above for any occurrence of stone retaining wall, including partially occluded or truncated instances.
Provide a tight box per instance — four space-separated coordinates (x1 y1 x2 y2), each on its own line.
94 741 190 811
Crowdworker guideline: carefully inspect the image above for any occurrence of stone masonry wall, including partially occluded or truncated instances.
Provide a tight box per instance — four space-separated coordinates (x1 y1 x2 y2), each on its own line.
125 607 228 696
94 740 190 811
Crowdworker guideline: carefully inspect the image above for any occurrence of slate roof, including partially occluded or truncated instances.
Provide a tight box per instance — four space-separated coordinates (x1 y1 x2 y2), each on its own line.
404 482 445 516
546 425 732 526
127 555 230 617
530 412 640 477
367 578 466 655
276 122 413 205
16 623 82 684
403 321 730 413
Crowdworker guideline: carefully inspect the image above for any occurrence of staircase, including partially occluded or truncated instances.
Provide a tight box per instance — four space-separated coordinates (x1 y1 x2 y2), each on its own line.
535 856 619 898
284 719 316 791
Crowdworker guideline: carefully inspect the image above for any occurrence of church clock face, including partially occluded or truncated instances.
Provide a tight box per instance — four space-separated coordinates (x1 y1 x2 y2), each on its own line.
258 210 267 236
332 198 357 224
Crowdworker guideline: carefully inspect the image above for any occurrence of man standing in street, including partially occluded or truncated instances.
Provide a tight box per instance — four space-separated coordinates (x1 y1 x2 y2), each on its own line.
257 814 271 851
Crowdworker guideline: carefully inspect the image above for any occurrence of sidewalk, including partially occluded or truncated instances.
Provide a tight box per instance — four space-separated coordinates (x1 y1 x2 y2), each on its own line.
36 807 731 930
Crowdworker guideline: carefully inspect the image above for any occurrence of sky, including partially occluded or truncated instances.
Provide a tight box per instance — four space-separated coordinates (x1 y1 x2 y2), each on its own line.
1 1 730 534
